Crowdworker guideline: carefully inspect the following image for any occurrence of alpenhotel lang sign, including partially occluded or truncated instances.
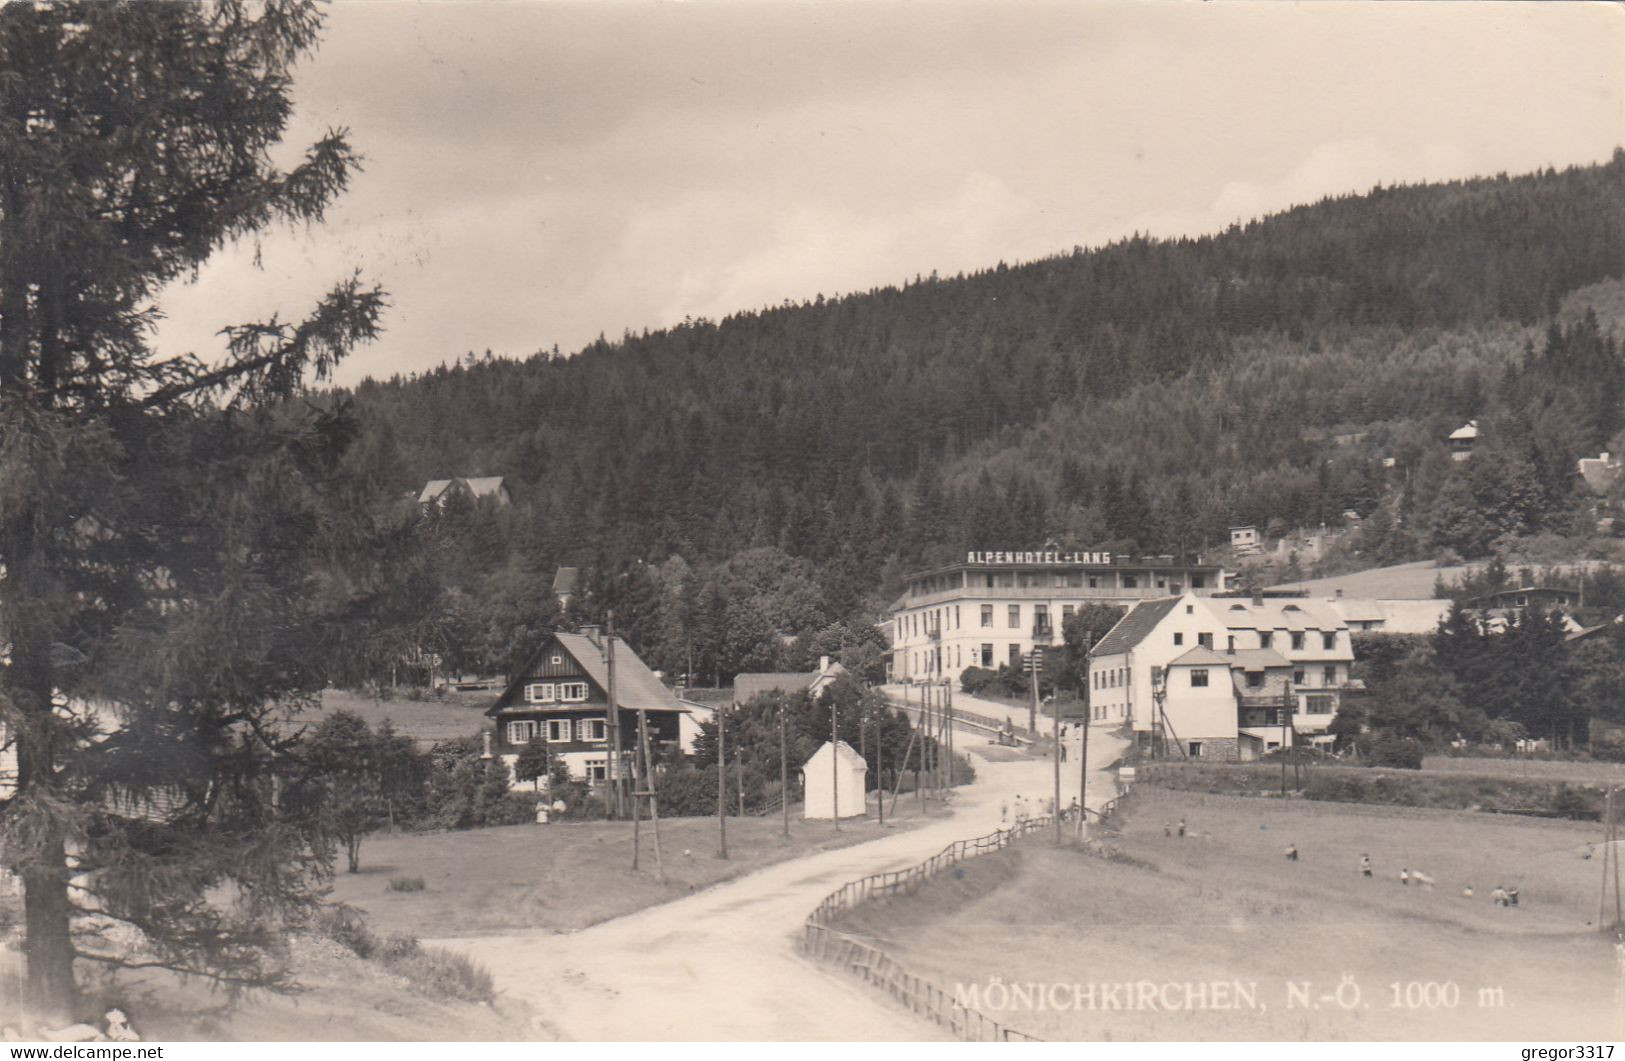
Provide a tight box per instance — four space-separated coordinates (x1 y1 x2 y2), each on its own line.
965 550 1116 565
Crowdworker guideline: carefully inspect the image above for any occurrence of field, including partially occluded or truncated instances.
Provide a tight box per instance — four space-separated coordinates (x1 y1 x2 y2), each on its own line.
1421 755 1625 783
833 788 1623 1041
332 801 941 938
279 689 496 745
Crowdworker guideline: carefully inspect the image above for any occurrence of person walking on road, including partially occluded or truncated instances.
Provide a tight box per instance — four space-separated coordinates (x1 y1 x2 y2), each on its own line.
1285 843 1299 862
1177 818 1186 838
1360 854 1372 877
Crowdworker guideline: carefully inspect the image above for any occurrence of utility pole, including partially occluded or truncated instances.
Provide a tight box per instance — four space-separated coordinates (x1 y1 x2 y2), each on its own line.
831 694 840 831
1281 680 1294 797
779 701 790 839
1028 648 1040 734
875 703 885 826
736 745 745 817
716 701 728 859
945 680 954 792
1078 633 1093 838
1052 691 1062 845
634 707 665 882
605 616 622 820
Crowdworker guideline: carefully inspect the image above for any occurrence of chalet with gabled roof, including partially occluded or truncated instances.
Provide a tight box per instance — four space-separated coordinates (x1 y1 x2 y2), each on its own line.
485 626 687 787
419 476 512 509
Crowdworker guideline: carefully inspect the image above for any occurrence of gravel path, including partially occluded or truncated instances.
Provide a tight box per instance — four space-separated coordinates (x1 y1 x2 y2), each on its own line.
431 722 1126 1041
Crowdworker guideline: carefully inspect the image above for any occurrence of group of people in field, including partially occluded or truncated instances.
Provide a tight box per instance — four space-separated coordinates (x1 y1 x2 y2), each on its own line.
1159 816 1524 908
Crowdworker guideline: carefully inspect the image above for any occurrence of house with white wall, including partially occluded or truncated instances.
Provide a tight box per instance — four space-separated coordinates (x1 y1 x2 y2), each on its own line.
1089 592 1355 759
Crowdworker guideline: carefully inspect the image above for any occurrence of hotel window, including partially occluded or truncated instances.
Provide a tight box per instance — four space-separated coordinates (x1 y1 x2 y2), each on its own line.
1088 575 1100 588
1190 669 1209 688
954 605 961 628
584 759 607 781
1173 632 1184 646
1156 576 1167 589
1188 742 1203 757
1009 644 1021 667
560 682 589 702
1123 575 1138 589
506 720 538 744
1246 672 1264 688
1291 632 1305 651
1259 632 1272 649
1197 633 1212 649
985 574 996 588
1185 604 1194 614
1293 668 1306 686
1008 605 1021 628
525 682 556 703
546 719 572 743
1192 574 1205 589
1322 665 1338 686
1322 632 1336 651
551 654 563 666
1062 605 1075 619
580 718 608 743
981 605 994 627
1226 635 1235 651
981 644 993 667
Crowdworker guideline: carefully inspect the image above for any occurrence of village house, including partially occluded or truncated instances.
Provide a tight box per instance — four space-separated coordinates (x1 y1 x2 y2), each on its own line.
1088 592 1354 759
485 626 687 787
1448 419 1479 461
733 656 846 706
418 475 512 509
889 549 1226 683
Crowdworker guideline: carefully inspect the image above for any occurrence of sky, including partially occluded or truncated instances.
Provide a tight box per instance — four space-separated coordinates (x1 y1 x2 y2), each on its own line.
150 0 1625 386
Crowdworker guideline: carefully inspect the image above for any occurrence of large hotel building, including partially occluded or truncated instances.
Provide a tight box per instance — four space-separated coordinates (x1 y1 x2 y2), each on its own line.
889 550 1228 682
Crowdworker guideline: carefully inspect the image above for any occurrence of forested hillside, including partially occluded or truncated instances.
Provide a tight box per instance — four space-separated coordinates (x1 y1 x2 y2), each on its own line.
323 152 1625 684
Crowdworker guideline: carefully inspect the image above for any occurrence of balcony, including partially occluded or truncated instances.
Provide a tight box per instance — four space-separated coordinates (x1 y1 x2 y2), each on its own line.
1031 619 1055 643
926 622 942 641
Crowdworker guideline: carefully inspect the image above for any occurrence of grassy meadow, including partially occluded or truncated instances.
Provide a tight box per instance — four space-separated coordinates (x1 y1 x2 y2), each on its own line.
832 788 1623 1041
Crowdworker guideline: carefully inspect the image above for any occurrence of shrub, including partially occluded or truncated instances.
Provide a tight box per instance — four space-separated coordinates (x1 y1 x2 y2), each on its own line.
1365 735 1425 769
958 666 997 695
313 903 378 959
382 941 496 1004
311 905 495 1003
386 875 426 893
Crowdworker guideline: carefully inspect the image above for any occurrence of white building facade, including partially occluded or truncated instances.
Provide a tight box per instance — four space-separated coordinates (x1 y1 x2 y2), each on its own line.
890 550 1226 683
1089 593 1354 759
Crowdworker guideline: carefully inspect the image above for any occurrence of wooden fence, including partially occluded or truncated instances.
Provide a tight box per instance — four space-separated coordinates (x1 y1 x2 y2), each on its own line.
801 815 1061 1041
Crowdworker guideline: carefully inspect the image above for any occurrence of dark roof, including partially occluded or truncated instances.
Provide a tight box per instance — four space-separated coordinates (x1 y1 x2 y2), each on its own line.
733 672 817 705
1092 597 1182 656
487 630 684 717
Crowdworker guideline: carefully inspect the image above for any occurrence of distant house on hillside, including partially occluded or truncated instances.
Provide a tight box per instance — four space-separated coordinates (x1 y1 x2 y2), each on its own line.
418 476 512 509
1577 452 1621 496
733 657 846 706
1230 526 1260 556
485 626 687 788
1464 585 1584 634
1448 420 1479 461
552 566 580 610
1463 586 1579 613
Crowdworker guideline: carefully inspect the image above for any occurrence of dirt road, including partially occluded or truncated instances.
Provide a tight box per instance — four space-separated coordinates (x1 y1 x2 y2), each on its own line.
432 722 1126 1041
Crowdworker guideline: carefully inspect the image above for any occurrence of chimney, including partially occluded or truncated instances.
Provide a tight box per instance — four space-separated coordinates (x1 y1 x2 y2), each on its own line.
579 624 601 647
1251 588 1264 606
819 655 831 674
480 731 494 760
